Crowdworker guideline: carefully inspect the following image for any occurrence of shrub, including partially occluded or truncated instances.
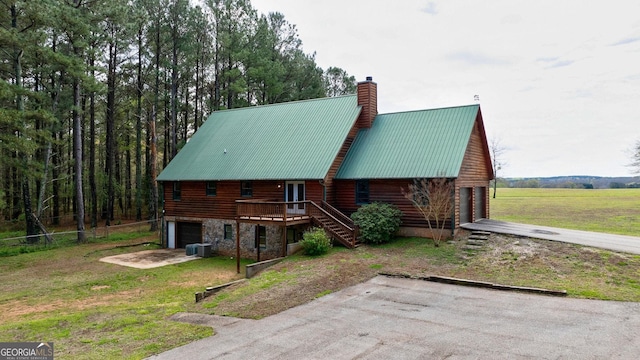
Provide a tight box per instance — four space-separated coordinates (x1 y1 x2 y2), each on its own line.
300 227 332 256
350 202 402 244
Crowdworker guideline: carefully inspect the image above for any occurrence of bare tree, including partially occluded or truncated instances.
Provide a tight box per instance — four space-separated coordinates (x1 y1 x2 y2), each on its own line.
630 140 640 174
489 137 507 199
402 178 454 247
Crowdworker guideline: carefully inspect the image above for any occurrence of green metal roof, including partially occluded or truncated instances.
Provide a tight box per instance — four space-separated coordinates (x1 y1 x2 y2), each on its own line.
157 95 361 181
335 104 480 179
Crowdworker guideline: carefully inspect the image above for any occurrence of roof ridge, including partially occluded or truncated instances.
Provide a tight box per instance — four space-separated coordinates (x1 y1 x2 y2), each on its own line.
209 94 358 114
379 103 479 117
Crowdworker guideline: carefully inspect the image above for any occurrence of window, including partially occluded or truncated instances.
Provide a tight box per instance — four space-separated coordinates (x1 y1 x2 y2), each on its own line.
241 181 253 197
287 227 303 244
224 224 233 240
255 225 266 248
355 179 370 204
172 182 181 200
206 181 217 196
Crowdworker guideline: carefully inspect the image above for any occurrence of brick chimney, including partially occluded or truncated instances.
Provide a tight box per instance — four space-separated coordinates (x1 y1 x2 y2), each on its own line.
357 76 377 129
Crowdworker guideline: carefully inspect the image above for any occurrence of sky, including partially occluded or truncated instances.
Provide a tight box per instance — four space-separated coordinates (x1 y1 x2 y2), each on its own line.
250 0 640 178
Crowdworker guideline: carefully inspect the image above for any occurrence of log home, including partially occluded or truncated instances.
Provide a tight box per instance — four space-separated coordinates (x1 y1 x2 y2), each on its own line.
157 77 494 261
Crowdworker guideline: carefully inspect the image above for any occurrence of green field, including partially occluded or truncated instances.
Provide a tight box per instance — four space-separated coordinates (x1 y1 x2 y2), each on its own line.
490 188 640 235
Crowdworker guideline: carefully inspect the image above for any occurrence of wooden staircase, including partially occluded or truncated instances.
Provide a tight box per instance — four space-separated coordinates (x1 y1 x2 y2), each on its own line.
235 199 359 249
308 201 359 248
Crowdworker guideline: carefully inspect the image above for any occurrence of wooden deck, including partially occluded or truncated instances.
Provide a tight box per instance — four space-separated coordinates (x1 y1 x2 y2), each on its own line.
236 215 311 225
235 199 359 248
236 200 311 225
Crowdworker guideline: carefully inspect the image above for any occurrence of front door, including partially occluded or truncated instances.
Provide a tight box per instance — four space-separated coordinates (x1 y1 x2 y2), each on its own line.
474 187 486 221
459 187 472 224
176 222 202 248
286 181 305 214
167 222 175 248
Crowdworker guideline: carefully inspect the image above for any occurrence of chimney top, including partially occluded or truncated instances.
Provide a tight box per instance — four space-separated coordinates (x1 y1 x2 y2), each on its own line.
357 77 377 129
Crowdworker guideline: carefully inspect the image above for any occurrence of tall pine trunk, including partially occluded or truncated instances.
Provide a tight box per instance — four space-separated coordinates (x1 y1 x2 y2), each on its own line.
12 4 38 239
11 157 20 220
72 78 85 243
148 106 159 232
135 24 143 221
125 132 132 218
194 55 200 131
52 130 60 225
170 33 178 159
183 83 188 141
105 40 116 225
89 53 97 228
149 17 161 232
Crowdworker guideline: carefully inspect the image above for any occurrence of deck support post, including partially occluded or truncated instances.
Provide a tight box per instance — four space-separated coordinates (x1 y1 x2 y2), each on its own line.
282 205 288 257
236 219 240 274
256 223 261 263
282 226 287 258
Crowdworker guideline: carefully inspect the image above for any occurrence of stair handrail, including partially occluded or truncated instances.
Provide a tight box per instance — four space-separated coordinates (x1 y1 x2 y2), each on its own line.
308 201 354 231
320 201 355 228
307 201 356 248
320 201 359 242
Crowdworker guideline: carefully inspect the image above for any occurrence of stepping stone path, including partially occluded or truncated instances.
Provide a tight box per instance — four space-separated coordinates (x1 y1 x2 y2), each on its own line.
464 230 491 250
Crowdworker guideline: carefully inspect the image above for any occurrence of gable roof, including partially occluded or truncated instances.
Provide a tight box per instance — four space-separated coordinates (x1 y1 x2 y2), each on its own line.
335 104 480 179
157 95 361 181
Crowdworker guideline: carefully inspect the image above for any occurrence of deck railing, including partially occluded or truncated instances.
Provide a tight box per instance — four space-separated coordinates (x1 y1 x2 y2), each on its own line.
236 199 293 220
235 199 358 248
308 201 358 248
321 201 357 230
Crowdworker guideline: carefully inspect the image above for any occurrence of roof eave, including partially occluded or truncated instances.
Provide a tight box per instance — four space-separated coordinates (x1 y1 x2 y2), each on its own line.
475 107 495 180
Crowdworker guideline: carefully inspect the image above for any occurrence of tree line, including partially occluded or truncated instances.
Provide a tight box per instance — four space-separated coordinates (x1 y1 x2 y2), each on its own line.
498 177 640 189
0 0 356 241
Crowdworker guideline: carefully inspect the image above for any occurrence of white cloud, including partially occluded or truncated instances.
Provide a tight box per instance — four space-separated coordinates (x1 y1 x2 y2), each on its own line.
610 36 640 46
421 2 438 15
251 0 640 177
544 59 575 69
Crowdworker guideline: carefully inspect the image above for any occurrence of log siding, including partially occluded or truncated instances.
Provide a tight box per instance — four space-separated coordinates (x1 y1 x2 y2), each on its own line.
163 180 323 219
333 115 493 233
454 115 493 228
324 123 360 204
334 179 432 229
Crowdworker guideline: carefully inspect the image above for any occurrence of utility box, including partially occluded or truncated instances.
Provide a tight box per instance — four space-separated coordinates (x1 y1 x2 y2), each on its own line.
196 243 212 258
185 244 198 256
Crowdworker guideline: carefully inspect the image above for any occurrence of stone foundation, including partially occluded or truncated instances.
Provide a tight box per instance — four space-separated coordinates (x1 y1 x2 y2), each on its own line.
200 218 286 261
397 226 455 240
167 216 460 258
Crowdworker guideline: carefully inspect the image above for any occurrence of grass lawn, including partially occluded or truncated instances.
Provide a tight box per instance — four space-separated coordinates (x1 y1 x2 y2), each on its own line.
490 188 640 235
0 238 248 359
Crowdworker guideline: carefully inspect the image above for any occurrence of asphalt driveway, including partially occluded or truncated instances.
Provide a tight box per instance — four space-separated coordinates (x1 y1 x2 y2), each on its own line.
462 219 640 255
148 276 640 359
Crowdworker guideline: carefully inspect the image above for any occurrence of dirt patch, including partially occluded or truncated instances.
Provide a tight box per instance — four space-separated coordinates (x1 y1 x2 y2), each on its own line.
208 251 380 319
99 249 199 269
0 289 141 323
91 285 111 290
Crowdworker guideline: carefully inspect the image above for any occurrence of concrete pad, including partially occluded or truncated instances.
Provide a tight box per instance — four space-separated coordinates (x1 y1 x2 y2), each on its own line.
100 249 199 269
147 276 640 359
